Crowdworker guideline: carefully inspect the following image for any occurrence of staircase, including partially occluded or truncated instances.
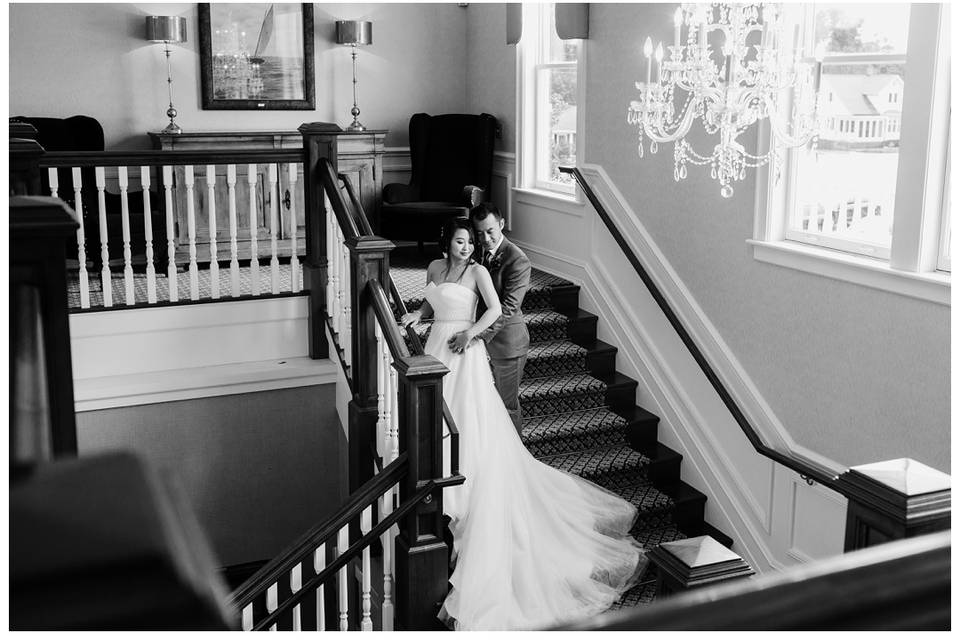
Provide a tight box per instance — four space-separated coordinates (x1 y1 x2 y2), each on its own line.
390 251 732 611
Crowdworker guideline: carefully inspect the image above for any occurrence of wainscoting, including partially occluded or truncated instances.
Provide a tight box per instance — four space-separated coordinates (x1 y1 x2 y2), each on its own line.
502 159 848 572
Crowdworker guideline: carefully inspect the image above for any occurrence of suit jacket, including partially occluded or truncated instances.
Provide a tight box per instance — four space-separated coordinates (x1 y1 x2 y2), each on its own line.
477 238 531 359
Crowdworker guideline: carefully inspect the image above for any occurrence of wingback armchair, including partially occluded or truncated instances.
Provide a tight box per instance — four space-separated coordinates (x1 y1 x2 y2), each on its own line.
380 113 497 250
10 115 166 271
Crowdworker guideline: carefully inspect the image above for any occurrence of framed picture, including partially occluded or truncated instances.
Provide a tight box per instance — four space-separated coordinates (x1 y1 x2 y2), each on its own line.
198 3 315 110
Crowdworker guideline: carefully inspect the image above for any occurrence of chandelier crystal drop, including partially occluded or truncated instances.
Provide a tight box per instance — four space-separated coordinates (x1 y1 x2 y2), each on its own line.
627 3 823 198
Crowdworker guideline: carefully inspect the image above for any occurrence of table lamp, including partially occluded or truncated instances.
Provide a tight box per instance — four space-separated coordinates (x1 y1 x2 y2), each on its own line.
335 20 373 131
146 15 187 134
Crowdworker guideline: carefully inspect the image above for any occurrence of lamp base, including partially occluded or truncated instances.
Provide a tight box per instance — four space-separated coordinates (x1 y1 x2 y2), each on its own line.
162 121 183 135
345 119 367 132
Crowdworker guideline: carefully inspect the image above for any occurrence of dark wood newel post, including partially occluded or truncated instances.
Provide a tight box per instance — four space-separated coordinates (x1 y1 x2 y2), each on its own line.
298 122 345 360
393 355 450 631
10 196 81 468
836 458 950 552
345 235 395 494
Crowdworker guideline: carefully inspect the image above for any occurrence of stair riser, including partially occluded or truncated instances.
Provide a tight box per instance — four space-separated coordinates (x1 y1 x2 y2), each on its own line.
521 391 606 418
644 454 682 483
526 427 626 458
584 348 617 376
624 417 659 446
523 352 588 380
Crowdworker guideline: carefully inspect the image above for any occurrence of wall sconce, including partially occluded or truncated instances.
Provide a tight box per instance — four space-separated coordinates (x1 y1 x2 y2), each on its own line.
145 15 187 134
335 20 373 132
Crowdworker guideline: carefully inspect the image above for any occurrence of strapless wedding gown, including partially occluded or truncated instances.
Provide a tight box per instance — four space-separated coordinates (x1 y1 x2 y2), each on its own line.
422 281 647 631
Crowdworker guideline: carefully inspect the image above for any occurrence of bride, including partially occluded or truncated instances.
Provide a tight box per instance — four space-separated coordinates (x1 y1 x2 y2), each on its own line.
401 218 647 631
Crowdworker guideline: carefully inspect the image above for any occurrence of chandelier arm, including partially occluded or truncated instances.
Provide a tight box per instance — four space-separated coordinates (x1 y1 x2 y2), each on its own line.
643 99 701 144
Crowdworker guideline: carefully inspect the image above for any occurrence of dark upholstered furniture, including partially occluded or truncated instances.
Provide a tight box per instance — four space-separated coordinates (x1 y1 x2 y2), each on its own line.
380 113 497 249
10 115 167 271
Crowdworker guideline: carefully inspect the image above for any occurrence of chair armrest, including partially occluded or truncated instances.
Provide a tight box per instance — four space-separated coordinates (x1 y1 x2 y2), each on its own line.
462 185 485 208
383 182 419 204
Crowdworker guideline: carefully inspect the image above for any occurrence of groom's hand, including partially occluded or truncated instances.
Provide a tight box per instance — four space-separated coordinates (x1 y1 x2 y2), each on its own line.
447 331 473 354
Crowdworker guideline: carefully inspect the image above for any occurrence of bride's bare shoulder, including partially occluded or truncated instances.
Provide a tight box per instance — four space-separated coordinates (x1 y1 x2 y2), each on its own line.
471 263 492 282
426 259 445 277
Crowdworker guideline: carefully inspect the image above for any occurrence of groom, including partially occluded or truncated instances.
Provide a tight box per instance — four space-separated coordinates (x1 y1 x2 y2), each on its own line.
454 203 531 434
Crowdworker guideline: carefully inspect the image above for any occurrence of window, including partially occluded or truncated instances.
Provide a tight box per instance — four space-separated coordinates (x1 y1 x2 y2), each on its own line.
752 3 949 302
518 3 582 196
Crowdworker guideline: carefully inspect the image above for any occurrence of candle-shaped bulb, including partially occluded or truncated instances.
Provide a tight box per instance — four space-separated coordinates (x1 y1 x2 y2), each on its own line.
655 42 664 63
673 7 683 48
644 36 653 58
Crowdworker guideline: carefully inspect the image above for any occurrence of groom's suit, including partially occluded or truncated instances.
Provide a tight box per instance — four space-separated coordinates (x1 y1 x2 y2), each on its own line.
477 237 531 434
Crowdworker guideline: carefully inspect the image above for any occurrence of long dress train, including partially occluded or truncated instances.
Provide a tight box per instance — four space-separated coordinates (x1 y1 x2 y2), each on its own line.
422 281 647 631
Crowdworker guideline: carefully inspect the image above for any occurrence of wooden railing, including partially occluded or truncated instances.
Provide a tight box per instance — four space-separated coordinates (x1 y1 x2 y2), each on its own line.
231 146 463 630
560 165 950 553
559 530 950 630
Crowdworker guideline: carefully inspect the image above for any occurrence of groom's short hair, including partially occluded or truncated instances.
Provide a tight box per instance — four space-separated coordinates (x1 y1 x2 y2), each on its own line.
469 202 503 223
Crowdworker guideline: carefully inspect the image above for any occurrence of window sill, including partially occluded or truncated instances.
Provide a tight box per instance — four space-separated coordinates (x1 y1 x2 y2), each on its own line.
512 186 584 217
747 239 950 305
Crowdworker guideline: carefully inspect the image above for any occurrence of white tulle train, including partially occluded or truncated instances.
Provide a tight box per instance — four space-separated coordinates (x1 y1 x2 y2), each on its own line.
422 282 646 631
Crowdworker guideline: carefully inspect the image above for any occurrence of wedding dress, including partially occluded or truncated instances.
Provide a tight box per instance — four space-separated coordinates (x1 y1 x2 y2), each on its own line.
422 281 647 631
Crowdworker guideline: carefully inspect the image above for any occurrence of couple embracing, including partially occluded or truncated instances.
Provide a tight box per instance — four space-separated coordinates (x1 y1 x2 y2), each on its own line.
401 204 647 631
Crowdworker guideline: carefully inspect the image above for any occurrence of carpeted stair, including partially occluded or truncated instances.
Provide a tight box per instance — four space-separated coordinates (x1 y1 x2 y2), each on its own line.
392 251 732 611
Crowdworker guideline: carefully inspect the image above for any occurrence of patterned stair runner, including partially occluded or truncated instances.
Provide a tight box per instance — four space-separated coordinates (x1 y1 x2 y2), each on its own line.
393 253 703 612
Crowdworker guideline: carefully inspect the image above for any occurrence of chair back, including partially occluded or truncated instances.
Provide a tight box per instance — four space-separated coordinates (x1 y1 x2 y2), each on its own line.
10 115 105 199
409 113 497 202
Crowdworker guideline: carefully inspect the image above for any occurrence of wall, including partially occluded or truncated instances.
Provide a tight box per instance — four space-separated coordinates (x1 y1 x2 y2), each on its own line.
464 3 516 154
583 4 949 472
9 3 468 149
464 4 949 473
77 385 342 568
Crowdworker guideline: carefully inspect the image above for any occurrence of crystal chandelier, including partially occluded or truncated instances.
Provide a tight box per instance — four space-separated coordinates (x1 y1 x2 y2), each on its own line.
627 3 823 198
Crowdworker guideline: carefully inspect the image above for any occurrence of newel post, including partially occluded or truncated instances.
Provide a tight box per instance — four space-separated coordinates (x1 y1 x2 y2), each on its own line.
393 355 449 631
345 234 395 494
298 122 345 360
10 121 44 196
835 458 950 551
10 196 81 471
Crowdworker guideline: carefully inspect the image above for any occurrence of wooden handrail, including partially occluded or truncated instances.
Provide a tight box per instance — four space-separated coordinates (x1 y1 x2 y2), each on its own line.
36 148 306 168
368 280 412 362
558 530 950 630
559 165 838 488
317 157 361 241
250 478 440 631
229 452 408 609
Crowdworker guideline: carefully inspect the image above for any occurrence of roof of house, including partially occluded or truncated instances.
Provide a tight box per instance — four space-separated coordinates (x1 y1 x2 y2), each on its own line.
821 74 903 116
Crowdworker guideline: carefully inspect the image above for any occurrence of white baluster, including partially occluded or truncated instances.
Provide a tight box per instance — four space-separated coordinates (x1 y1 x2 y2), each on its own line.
268 163 281 293
184 166 200 299
94 167 112 307
331 220 342 338
360 506 373 631
337 526 349 631
287 163 301 292
375 324 387 460
390 362 400 465
117 167 135 305
380 486 394 631
67 168 90 308
266 582 278 631
206 165 220 299
248 164 260 296
325 196 336 320
314 544 326 631
290 562 302 631
241 603 254 631
342 238 352 368
140 167 158 303
162 166 178 302
227 165 241 297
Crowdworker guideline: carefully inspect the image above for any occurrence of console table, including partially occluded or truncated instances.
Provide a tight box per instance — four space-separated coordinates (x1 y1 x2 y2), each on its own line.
149 129 386 262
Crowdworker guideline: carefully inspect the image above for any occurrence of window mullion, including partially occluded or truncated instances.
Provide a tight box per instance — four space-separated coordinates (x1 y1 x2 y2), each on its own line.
889 3 950 272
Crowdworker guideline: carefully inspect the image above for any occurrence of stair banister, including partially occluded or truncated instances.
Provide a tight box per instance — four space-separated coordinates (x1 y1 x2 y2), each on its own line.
559 165 950 552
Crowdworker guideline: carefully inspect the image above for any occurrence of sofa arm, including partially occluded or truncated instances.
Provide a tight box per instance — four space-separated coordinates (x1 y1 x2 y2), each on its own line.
383 182 418 204
462 185 485 208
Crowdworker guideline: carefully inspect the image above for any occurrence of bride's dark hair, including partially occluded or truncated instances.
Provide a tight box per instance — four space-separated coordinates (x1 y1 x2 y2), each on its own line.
439 217 478 265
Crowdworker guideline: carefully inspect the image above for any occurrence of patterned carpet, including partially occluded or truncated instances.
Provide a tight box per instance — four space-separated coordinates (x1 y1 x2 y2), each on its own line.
393 251 696 613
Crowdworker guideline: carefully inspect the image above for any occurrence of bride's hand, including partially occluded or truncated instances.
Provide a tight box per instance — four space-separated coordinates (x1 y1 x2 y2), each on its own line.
400 310 422 327
447 331 474 354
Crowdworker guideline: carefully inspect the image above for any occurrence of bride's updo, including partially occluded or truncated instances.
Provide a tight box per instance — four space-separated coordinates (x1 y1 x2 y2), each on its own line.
439 217 478 263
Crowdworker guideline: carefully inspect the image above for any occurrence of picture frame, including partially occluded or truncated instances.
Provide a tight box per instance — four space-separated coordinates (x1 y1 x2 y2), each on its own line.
198 3 315 110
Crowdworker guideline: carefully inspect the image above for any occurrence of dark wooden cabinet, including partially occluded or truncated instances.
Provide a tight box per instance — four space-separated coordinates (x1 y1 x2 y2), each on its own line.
149 130 386 262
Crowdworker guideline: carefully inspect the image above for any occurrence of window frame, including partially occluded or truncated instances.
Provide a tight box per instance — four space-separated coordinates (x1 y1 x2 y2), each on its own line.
750 2 950 304
517 2 585 200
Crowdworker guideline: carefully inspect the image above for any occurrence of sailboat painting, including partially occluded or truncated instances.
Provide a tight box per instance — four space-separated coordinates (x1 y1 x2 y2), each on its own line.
199 3 315 110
